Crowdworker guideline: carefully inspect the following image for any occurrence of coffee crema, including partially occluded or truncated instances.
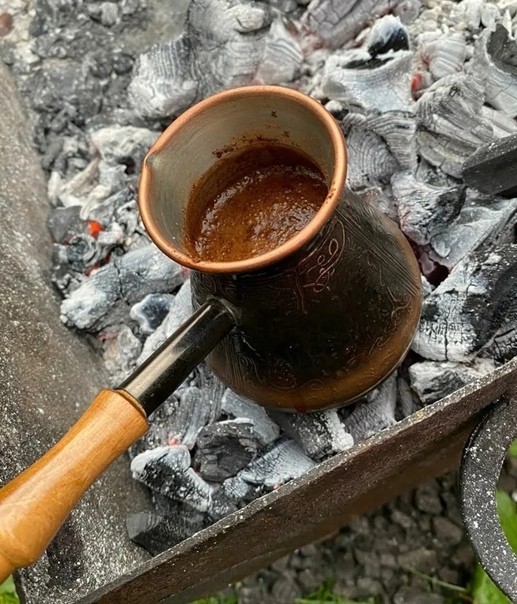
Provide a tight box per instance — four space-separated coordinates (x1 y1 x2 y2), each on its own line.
184 145 328 262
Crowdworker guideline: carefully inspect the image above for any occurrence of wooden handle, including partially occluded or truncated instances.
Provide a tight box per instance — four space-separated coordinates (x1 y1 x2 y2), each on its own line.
0 389 148 582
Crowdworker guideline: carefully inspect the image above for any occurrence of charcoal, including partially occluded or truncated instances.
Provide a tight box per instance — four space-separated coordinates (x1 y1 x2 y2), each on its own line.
129 0 275 119
366 111 417 171
429 193 517 268
130 293 175 335
47 205 84 243
322 49 413 114
208 487 239 521
138 278 192 362
102 324 142 385
116 244 184 305
221 474 257 504
481 106 517 139
391 171 465 247
87 188 136 229
60 263 122 330
90 125 159 169
128 36 197 119
127 504 206 555
341 113 399 189
131 445 213 512
469 24 517 118
396 375 420 419
412 245 517 361
463 133 517 196
194 419 259 482
168 386 221 449
367 15 409 58
415 74 496 178
301 0 414 49
409 358 496 405
355 186 398 222
129 398 178 459
221 388 280 446
268 409 353 461
238 438 315 488
256 17 303 84
481 322 517 364
418 31 467 81
341 374 397 442
60 244 183 330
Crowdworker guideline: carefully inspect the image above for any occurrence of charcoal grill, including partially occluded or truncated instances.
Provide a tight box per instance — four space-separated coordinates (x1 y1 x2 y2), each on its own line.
2 19 517 604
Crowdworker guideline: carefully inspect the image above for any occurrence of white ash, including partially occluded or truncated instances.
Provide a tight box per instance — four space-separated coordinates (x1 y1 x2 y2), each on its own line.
5 0 514 558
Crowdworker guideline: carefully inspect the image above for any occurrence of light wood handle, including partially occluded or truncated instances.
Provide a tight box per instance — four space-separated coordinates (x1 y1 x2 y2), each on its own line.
0 389 148 582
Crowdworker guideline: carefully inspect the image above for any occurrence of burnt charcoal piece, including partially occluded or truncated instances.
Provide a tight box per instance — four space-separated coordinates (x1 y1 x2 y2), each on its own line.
60 262 121 330
429 193 517 269
463 133 517 197
60 244 184 331
238 438 315 489
301 0 412 49
208 487 239 521
367 15 409 58
468 25 517 118
221 389 279 446
268 409 353 461
117 245 184 305
90 126 159 169
131 445 213 512
168 386 221 449
412 244 517 361
102 324 142 385
130 293 175 335
392 170 465 246
47 205 84 243
415 75 495 178
322 48 413 113
138 279 192 363
194 420 259 482
409 359 496 405
127 504 205 555
341 374 397 442
367 111 417 171
418 32 467 81
341 113 399 189
397 376 420 419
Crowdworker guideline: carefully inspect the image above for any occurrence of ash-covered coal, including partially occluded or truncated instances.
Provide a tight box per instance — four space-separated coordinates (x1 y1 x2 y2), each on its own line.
5 0 517 559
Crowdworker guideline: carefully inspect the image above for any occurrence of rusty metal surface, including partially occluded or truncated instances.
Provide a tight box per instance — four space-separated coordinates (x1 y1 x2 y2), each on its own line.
80 356 517 604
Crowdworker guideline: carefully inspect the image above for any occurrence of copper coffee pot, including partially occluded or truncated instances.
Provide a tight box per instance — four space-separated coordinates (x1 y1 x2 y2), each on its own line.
0 86 421 580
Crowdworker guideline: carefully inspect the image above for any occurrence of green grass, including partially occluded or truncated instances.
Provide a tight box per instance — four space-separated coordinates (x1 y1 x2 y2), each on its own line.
0 577 19 604
295 579 375 604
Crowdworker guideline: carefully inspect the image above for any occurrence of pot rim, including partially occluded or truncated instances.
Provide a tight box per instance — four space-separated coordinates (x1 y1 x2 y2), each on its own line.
138 85 347 274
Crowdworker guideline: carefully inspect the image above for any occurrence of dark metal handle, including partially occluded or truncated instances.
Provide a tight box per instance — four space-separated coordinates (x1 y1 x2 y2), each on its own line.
460 396 517 601
119 299 234 416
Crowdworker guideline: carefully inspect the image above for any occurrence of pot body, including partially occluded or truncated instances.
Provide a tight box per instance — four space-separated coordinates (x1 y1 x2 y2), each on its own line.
192 187 421 412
